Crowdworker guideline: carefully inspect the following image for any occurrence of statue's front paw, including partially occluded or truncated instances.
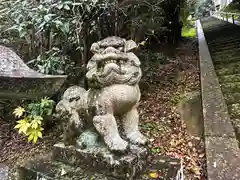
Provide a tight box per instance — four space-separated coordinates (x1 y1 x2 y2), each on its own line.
106 136 129 153
127 131 148 145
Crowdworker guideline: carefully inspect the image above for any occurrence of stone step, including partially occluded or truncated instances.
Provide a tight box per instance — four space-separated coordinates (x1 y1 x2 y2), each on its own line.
216 63 240 76
210 42 240 49
213 56 240 65
205 32 240 39
211 48 240 55
18 154 181 180
224 93 240 104
231 118 240 144
219 74 240 84
210 44 240 52
227 104 240 142
208 37 240 45
210 47 240 54
220 82 240 93
216 61 240 69
228 103 240 118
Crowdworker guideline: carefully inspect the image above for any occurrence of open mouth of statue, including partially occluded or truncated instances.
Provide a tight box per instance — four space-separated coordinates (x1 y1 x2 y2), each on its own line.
97 59 126 69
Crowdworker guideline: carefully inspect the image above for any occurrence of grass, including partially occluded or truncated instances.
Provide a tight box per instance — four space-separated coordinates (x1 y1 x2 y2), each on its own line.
181 19 196 38
182 26 196 38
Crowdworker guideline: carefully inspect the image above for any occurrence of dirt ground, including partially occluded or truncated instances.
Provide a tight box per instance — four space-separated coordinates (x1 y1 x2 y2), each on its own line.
0 38 206 179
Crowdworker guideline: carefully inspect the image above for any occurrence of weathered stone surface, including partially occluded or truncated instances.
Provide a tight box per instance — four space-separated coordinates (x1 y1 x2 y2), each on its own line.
52 142 149 179
205 137 240 180
139 156 182 180
219 74 240 84
0 164 9 180
0 45 67 99
0 76 66 99
178 91 203 137
221 82 240 93
18 156 116 180
56 37 147 153
197 20 235 137
18 155 181 180
198 19 240 180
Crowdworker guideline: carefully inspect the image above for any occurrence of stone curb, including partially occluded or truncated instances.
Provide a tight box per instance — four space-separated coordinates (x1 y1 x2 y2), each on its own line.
197 19 240 180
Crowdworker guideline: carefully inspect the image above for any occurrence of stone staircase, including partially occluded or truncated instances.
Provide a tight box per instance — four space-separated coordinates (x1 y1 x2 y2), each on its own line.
201 17 240 143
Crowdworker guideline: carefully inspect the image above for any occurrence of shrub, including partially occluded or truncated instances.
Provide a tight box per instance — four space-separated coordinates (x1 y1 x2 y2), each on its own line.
13 97 55 143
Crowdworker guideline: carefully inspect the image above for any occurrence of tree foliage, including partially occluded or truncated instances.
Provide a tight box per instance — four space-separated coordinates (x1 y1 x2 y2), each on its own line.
195 0 215 17
0 0 180 78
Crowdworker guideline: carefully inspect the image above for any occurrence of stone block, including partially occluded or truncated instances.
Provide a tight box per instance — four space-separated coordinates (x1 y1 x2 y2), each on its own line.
205 136 240 180
18 156 116 180
18 155 181 180
136 156 182 180
52 142 149 179
178 91 204 137
197 19 236 137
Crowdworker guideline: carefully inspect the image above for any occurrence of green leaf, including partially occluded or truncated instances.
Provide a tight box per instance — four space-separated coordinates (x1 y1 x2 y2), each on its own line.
15 118 30 135
19 30 27 38
44 15 51 22
28 134 34 142
33 135 38 144
64 5 70 10
57 4 64 10
31 116 42 129
56 69 64 74
26 126 44 144
64 23 70 33
54 20 63 27
38 131 43 138
14 123 23 129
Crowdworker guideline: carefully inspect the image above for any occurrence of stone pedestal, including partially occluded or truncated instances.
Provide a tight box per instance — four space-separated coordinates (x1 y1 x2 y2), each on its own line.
18 154 182 180
52 142 149 180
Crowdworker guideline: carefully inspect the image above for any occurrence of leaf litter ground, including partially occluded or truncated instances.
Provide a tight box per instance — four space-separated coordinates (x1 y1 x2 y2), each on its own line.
0 38 206 179
139 38 206 179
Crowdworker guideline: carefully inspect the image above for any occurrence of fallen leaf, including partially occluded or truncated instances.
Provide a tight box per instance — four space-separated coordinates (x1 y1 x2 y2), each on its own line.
149 172 158 178
61 168 67 176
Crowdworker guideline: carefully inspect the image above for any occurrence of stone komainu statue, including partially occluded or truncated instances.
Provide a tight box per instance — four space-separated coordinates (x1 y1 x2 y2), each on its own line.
56 36 147 152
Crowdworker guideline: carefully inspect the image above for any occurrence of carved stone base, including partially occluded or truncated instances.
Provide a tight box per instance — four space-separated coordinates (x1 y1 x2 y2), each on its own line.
18 154 181 180
52 142 149 179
